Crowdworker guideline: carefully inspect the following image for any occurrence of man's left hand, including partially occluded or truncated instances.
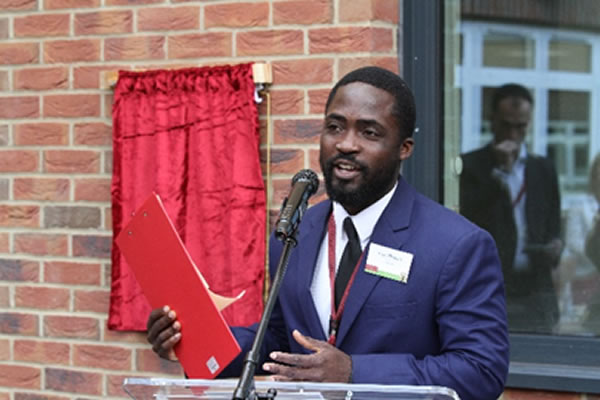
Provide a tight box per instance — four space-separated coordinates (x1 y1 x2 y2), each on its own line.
262 330 352 382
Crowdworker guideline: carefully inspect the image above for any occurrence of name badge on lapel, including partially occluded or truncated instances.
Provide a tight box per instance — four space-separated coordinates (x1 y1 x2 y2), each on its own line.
365 243 413 283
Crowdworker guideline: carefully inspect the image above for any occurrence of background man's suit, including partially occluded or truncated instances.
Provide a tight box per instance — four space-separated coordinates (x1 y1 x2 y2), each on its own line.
460 144 562 332
222 178 509 400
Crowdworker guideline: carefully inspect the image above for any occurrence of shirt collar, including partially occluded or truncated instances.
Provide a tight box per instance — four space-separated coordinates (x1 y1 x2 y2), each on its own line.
332 181 398 245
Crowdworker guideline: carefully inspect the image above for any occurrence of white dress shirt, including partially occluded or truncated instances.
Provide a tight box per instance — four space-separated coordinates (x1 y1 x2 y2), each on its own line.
492 143 529 271
310 182 397 336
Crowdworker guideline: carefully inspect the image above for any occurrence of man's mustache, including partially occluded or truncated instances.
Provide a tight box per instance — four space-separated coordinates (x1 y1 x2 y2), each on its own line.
324 154 368 172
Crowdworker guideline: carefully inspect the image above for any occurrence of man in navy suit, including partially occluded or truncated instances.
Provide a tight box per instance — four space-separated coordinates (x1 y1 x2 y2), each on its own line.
147 67 509 400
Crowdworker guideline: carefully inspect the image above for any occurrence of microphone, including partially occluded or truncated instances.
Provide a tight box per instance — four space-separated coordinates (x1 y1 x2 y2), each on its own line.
275 169 319 242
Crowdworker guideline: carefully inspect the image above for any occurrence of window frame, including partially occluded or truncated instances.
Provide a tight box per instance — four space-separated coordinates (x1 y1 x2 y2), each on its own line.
402 0 600 394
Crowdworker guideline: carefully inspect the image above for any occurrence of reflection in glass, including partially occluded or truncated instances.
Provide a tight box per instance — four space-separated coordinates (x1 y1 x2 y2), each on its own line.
549 39 591 72
547 90 590 192
483 33 535 68
456 20 600 337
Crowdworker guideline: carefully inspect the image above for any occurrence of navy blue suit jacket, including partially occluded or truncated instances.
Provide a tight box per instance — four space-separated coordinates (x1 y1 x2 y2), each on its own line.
222 178 509 400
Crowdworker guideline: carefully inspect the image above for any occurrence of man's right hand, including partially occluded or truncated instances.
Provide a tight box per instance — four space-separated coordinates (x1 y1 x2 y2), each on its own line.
146 305 181 361
493 139 520 172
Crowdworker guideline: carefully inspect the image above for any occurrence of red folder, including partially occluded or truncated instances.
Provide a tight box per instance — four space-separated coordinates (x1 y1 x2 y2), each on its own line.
115 193 241 378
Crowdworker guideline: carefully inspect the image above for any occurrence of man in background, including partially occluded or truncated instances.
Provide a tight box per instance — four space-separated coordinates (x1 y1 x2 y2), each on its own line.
148 66 509 400
460 83 562 333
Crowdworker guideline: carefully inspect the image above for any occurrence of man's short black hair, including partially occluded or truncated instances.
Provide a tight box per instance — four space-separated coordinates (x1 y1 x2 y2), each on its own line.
492 83 533 113
325 66 416 138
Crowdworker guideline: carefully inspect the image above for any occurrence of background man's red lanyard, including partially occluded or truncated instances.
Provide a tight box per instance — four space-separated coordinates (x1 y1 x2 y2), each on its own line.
327 213 366 345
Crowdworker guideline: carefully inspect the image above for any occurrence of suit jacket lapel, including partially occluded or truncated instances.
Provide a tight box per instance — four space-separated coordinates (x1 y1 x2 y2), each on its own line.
335 179 416 346
293 200 331 340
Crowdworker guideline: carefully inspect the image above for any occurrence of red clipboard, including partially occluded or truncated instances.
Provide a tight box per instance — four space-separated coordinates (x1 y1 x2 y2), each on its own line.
115 193 241 378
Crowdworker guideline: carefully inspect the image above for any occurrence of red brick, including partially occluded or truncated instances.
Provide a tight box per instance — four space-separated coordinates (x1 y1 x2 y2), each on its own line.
0 70 8 91
107 374 145 397
0 179 7 200
273 59 334 84
105 207 112 230
44 261 101 286
168 33 231 59
15 122 69 146
238 30 303 56
14 178 69 201
0 234 8 253
44 316 99 339
74 122 112 146
262 148 304 175
0 150 38 172
259 89 304 116
308 88 330 114
14 14 70 37
138 6 199 31
339 0 399 23
136 348 184 375
339 56 399 76
74 290 109 313
44 206 101 229
107 0 163 4
75 178 111 202
44 150 99 173
0 205 39 228
103 92 113 118
75 10 132 35
205 2 268 28
104 150 113 173
273 0 332 25
103 326 147 344
0 312 38 335
44 94 100 118
0 339 8 360
1 0 36 11
503 389 580 400
105 36 165 61
44 39 100 63
14 67 68 91
0 97 39 118
72 235 111 259
274 119 322 144
45 368 102 395
74 344 131 370
0 43 38 65
14 394 70 400
309 27 394 54
0 125 7 145
0 19 8 39
0 365 40 389
73 65 123 89
16 287 70 310
44 0 99 9
0 259 39 282
14 339 70 365
14 233 68 256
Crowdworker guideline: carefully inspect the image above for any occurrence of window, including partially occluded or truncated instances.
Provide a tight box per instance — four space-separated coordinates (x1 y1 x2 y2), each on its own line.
403 0 600 393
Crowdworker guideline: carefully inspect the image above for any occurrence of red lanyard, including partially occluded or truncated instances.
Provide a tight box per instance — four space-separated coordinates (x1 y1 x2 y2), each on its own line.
512 181 526 208
327 212 366 345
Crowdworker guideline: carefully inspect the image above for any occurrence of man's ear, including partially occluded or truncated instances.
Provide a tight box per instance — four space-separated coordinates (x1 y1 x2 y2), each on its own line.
399 137 414 161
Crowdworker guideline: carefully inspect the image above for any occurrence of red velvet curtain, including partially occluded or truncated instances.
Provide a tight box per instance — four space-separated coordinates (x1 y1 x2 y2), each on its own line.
109 64 265 331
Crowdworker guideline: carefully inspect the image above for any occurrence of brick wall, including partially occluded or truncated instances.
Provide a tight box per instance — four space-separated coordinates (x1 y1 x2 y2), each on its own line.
0 0 398 398
0 1 592 399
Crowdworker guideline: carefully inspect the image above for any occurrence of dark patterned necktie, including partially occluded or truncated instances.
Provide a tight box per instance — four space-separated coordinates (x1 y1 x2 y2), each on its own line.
335 217 361 309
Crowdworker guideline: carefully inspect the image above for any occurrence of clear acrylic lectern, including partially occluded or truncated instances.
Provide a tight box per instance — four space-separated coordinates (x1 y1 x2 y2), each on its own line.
123 378 461 400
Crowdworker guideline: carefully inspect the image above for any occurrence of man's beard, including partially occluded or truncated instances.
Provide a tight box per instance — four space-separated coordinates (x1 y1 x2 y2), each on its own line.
320 154 399 212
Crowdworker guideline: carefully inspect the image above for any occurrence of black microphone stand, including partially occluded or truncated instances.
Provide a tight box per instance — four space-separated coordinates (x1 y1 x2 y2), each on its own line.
231 233 298 400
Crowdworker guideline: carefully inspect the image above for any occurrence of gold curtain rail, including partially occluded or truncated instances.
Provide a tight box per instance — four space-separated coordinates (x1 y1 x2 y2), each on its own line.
102 62 273 89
